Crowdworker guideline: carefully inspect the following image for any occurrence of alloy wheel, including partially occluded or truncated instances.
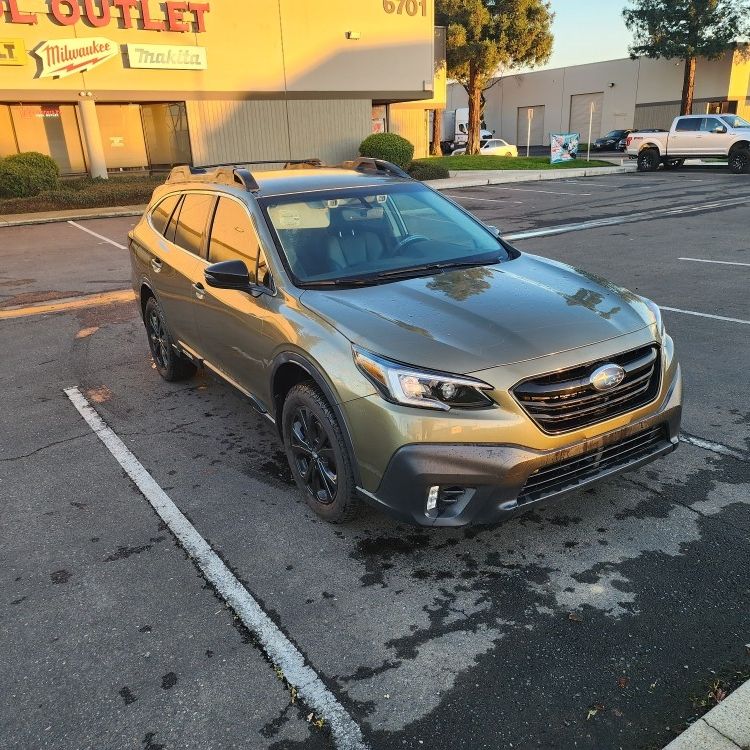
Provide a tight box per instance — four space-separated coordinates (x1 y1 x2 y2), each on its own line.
147 309 169 369
289 406 338 504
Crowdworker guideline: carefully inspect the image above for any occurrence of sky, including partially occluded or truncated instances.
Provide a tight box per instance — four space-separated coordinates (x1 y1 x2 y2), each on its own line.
527 0 632 71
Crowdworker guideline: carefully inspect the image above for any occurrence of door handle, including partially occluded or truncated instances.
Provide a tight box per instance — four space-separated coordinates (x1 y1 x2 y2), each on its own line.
193 282 205 300
151 258 162 273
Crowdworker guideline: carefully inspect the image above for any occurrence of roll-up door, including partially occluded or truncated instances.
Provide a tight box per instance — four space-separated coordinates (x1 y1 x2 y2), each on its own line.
570 93 603 141
517 105 545 146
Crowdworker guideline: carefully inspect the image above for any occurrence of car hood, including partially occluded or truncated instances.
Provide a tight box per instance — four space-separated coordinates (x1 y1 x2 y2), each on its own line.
299 254 654 373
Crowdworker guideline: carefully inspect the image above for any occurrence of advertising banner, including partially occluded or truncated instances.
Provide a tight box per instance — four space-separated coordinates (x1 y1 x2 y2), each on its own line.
126 43 208 70
550 133 579 164
33 38 117 78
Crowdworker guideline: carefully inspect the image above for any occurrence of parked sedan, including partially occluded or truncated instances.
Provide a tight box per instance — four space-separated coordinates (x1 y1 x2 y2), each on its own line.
593 129 632 151
452 138 518 157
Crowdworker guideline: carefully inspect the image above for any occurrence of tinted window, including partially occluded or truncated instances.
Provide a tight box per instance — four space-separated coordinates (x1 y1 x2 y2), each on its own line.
208 198 260 281
150 194 179 236
164 195 183 243
173 193 215 256
701 117 723 132
675 118 700 132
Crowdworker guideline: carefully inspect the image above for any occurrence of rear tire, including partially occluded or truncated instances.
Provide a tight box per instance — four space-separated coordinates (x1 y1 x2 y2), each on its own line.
728 147 750 174
637 148 660 172
143 296 196 382
663 158 685 170
282 383 359 523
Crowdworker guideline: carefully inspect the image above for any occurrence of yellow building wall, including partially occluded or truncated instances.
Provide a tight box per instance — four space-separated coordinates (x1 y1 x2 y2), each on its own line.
728 47 750 119
388 105 429 159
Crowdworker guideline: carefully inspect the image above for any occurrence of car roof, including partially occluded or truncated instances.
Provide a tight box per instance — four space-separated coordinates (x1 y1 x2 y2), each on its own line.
252 168 406 198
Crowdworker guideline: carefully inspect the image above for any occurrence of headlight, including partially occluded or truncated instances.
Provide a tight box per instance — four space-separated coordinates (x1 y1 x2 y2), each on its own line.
353 347 495 411
641 297 665 337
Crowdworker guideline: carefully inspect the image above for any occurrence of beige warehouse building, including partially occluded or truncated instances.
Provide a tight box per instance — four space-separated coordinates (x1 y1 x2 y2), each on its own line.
0 0 445 175
447 49 750 147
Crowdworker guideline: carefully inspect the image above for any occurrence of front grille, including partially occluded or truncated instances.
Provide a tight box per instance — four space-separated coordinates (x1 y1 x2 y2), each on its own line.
512 344 661 433
519 425 667 504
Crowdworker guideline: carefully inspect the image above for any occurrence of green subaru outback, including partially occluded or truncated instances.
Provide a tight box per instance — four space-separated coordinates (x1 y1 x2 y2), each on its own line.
129 158 682 526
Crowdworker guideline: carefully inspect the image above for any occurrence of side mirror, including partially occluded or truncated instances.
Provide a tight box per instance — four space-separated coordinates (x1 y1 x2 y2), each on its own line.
204 259 267 296
714 125 727 133
486 225 501 237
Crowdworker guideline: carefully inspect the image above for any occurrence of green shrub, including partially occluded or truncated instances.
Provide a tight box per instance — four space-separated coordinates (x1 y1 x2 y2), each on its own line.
0 151 59 197
358 132 415 169
407 160 450 181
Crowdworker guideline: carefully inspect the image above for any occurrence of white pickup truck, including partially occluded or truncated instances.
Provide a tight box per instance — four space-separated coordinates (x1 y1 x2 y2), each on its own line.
626 113 750 174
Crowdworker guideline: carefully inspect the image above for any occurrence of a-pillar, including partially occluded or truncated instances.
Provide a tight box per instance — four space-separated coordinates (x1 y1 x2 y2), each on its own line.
77 99 107 179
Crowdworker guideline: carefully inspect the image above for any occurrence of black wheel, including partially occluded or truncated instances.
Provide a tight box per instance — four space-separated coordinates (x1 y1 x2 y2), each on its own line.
143 296 196 382
637 148 660 172
728 147 750 174
663 158 685 170
282 383 358 523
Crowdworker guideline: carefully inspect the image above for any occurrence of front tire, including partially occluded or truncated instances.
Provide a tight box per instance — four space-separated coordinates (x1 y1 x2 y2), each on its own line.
728 147 750 174
282 383 359 523
637 148 660 172
143 296 196 382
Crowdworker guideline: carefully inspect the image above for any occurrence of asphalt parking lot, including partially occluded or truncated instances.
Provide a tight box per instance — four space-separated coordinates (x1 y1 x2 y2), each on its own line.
1 166 749 750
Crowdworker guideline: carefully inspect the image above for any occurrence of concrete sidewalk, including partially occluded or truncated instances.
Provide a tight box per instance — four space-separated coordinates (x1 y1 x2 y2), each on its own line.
0 204 145 228
663 681 750 749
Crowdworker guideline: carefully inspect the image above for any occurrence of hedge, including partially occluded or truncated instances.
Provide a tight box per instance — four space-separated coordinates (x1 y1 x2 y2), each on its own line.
0 151 60 198
407 160 450 181
358 132 415 169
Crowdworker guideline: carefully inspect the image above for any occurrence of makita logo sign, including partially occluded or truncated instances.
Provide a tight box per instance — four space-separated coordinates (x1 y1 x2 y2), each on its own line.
125 43 207 70
33 37 118 78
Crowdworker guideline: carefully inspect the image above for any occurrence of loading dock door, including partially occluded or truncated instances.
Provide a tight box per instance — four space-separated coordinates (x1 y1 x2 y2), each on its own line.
517 105 545 146
570 93 603 141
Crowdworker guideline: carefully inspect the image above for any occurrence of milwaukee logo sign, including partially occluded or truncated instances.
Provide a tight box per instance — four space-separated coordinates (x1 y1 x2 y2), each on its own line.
126 43 207 70
33 38 118 78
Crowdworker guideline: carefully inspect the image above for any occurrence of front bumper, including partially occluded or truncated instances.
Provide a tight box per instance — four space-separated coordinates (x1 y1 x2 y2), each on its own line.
357 366 682 527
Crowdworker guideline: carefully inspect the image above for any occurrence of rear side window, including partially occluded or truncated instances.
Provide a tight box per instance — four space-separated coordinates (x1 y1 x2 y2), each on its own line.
150 194 180 236
173 193 215 256
675 118 700 132
208 197 260 280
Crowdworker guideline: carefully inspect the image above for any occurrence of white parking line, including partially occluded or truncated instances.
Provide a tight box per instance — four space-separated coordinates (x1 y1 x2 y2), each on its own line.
481 186 591 196
679 257 750 268
680 433 747 461
445 194 524 204
503 193 750 241
67 220 127 250
63 386 368 750
661 306 750 325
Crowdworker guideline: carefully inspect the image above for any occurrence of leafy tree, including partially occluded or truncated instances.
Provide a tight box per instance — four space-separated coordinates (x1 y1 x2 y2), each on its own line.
623 0 750 115
437 0 554 154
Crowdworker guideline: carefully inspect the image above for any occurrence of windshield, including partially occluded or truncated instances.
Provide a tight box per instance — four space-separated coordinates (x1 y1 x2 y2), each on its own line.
260 183 510 287
603 131 624 139
720 115 750 128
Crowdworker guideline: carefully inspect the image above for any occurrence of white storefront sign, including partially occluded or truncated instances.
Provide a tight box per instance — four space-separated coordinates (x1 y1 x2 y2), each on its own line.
33 37 118 78
126 43 207 71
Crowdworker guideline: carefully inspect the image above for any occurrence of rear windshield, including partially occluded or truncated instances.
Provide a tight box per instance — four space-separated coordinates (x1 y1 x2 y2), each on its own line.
259 183 510 288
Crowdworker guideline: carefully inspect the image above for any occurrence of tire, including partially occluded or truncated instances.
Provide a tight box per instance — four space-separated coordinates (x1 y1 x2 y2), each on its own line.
637 148 660 172
504 151 512 157
282 382 359 523
143 296 196 382
728 147 750 174
663 158 685 170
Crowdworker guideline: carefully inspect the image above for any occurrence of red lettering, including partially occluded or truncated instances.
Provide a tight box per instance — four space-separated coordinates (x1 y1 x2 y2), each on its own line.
50 0 81 25
188 2 208 32
139 0 165 31
112 0 138 27
6 0 37 24
166 1 188 31
83 0 111 27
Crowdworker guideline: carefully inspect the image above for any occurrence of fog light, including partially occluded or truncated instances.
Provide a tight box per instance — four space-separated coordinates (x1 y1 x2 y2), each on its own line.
426 485 439 512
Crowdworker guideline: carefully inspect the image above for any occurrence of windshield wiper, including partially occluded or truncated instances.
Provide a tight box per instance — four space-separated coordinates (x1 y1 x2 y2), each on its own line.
373 256 500 280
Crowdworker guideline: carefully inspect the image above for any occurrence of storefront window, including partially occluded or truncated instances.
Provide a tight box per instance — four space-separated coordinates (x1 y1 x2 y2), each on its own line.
9 104 86 174
97 104 149 170
141 103 191 167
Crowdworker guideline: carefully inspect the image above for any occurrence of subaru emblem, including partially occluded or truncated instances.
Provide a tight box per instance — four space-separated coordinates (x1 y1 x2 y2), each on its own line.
590 364 626 391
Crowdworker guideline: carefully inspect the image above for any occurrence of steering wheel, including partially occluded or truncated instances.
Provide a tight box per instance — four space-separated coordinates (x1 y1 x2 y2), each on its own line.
393 234 429 254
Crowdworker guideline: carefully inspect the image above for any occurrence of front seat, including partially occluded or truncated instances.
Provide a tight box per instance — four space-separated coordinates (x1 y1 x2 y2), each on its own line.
327 229 385 271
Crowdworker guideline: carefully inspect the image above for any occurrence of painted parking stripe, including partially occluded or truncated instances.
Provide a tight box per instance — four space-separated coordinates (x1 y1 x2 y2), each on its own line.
0 289 135 320
444 194 524 204
660 306 750 326
63 387 368 750
503 193 750 241
680 433 747 461
475 185 592 196
68 220 127 250
679 257 750 268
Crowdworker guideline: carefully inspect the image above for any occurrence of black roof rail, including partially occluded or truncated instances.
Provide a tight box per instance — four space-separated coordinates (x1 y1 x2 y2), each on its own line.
338 157 411 179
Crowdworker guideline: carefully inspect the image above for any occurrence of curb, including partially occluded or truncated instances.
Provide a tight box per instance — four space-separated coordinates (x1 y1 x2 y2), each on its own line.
0 205 146 228
663 680 750 750
426 164 636 190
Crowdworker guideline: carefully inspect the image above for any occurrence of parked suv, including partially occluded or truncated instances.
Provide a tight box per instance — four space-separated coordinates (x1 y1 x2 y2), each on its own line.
129 158 682 526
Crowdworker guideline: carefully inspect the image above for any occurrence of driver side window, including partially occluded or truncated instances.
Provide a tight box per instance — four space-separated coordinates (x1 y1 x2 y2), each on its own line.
208 197 265 285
